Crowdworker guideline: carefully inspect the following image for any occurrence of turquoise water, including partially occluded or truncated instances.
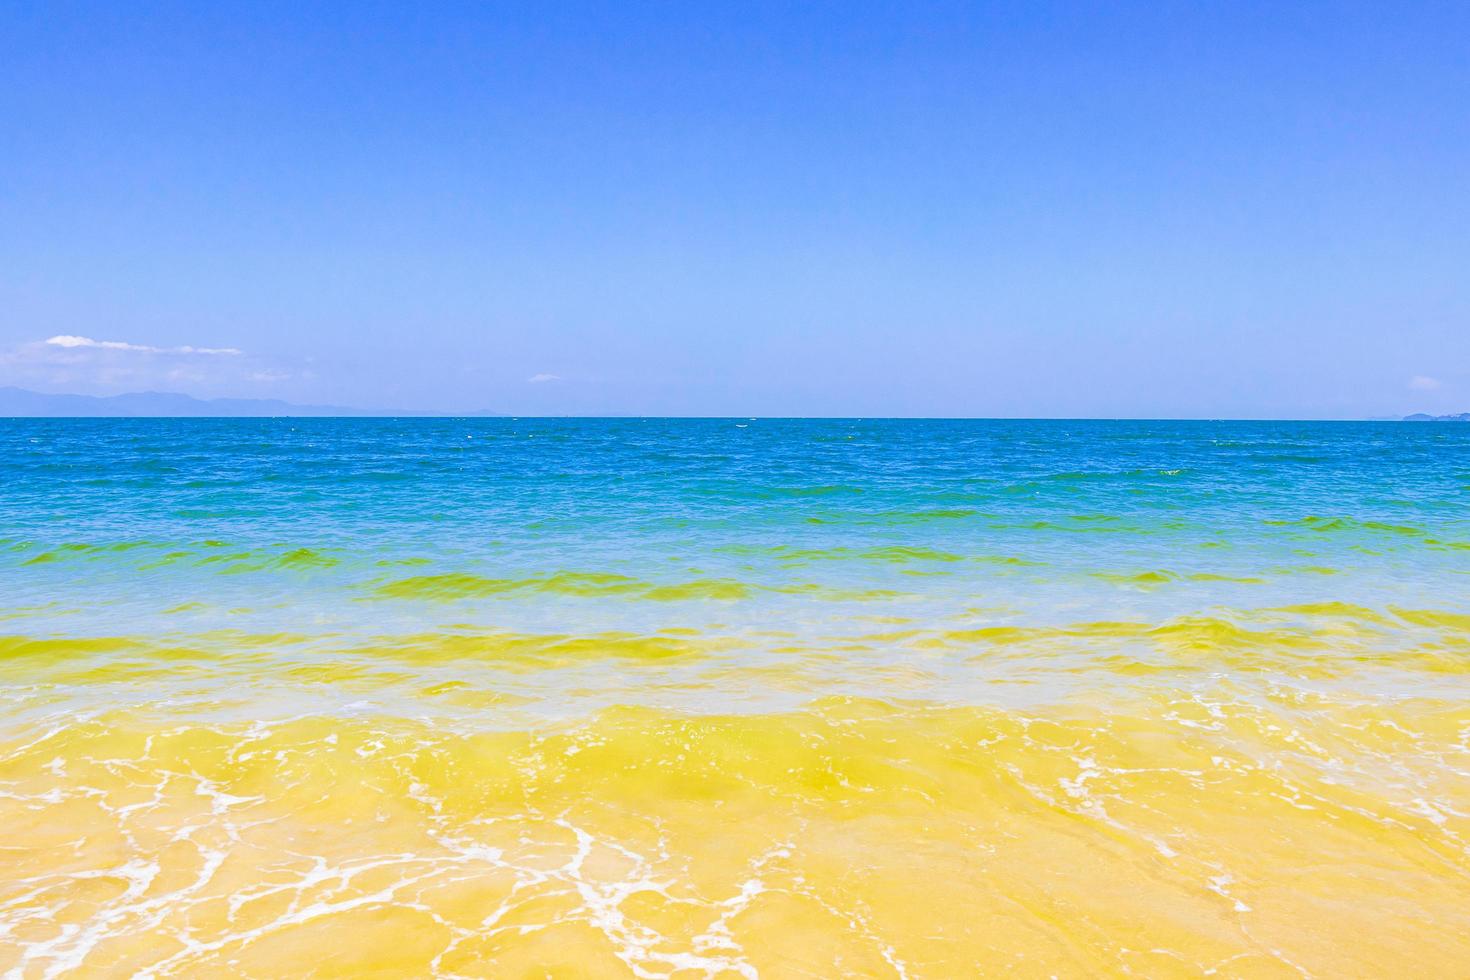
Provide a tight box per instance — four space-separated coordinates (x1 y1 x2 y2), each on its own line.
3 419 1469 976
3 419 1466 707
6 419 1467 620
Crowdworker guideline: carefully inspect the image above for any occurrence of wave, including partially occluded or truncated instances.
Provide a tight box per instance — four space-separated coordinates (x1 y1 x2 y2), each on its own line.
1 694 1465 976
371 572 905 603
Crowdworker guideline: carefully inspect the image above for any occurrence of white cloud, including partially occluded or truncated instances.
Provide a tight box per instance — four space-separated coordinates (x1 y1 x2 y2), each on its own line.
527 373 561 383
45 335 242 356
1 334 273 397
1408 375 1441 391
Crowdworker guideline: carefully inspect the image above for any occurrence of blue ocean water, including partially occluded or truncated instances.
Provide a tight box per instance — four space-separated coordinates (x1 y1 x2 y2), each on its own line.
4 418 1467 587
2 417 1466 715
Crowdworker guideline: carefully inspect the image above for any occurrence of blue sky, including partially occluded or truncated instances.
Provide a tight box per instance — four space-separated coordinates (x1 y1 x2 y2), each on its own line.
2 2 1467 416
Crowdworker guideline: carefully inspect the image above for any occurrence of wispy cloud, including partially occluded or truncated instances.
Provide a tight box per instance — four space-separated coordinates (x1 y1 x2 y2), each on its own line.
46 335 242 356
1408 375 1441 391
1 334 272 397
527 373 561 383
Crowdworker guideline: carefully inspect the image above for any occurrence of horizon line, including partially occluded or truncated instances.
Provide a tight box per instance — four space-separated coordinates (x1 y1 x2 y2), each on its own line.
0 413 1451 423
0 386 1459 423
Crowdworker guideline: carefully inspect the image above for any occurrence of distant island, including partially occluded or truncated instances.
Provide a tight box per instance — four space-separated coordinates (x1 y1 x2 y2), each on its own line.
0 386 498 418
4 385 1467 421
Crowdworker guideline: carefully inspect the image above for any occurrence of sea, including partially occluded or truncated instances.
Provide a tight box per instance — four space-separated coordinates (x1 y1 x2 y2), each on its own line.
2 418 1467 976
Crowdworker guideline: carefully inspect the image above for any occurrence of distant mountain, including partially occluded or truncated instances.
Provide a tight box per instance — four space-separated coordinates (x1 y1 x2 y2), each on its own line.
0 387 496 418
1403 412 1470 422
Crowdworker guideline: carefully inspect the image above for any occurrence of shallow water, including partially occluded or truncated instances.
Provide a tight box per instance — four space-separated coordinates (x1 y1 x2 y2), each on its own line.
2 419 1468 976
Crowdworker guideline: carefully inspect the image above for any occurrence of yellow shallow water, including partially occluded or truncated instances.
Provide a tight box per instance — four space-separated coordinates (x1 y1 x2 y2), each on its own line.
3 665 1468 977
